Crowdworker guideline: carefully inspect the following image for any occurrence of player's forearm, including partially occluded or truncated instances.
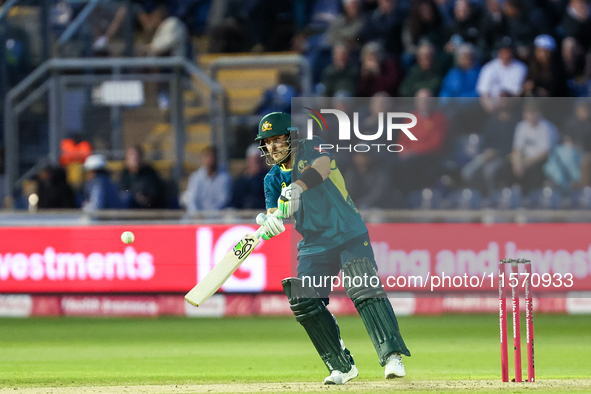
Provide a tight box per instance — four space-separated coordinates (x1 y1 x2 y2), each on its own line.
312 156 332 179
295 157 331 192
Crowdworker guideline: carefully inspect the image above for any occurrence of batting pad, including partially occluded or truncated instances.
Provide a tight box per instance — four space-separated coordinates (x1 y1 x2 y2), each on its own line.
342 258 411 365
282 277 353 373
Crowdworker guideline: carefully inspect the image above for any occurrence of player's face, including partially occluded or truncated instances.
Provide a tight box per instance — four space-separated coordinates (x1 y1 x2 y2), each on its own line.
264 134 290 163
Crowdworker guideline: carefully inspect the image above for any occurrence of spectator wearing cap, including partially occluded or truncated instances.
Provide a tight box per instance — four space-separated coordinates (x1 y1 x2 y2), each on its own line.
357 41 403 97
511 102 559 193
230 144 267 209
183 146 232 212
82 155 123 211
320 43 358 97
560 0 591 80
399 41 444 97
439 43 481 102
523 35 569 97
476 36 528 99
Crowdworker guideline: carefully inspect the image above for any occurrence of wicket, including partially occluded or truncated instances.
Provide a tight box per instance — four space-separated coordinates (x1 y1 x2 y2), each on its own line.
499 258 535 383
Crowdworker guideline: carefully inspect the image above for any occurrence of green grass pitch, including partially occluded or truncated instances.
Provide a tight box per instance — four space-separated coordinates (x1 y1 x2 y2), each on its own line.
0 314 590 393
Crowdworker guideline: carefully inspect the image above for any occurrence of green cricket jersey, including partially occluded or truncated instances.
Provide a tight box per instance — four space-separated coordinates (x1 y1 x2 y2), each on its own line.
264 136 368 256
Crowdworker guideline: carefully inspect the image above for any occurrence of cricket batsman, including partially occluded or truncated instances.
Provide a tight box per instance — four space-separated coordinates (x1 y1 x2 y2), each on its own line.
254 112 410 385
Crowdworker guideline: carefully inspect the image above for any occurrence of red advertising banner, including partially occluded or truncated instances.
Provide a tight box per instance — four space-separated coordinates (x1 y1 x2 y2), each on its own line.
369 223 591 293
0 223 590 294
0 225 292 293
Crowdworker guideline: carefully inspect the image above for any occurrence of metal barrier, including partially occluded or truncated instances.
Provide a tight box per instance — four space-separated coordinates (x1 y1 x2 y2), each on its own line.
3 56 226 198
1 208 591 225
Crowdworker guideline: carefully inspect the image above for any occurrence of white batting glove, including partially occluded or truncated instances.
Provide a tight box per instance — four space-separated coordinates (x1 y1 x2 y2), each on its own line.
278 183 303 219
255 213 285 240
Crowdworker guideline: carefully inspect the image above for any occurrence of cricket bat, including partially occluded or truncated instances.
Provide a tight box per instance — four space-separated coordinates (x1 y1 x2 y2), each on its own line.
185 211 279 307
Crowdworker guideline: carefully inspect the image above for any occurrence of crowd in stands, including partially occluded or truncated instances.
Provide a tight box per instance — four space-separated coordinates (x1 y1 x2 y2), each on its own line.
5 0 590 97
4 0 591 211
27 143 268 212
24 95 591 211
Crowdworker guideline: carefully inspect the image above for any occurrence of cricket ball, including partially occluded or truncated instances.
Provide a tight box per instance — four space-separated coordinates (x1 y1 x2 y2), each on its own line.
121 231 135 244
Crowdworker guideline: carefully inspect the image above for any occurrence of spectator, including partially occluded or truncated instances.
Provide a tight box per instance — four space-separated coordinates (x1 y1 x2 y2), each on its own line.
435 0 456 27
445 0 483 50
230 144 267 209
344 152 390 208
511 101 559 193
461 98 519 193
564 100 591 150
326 0 366 48
320 43 358 97
523 35 569 97
545 0 569 29
480 0 508 57
183 146 232 212
439 43 481 101
144 6 190 58
90 3 129 56
357 41 404 97
82 155 122 211
563 100 591 186
395 89 447 192
560 0 591 79
206 0 248 52
357 92 393 146
4 21 32 88
503 0 551 60
255 74 298 115
544 100 589 190
476 36 528 99
399 41 444 97
305 0 342 32
208 0 294 53
403 0 446 53
119 146 166 209
36 166 77 209
340 91 391 170
359 0 406 55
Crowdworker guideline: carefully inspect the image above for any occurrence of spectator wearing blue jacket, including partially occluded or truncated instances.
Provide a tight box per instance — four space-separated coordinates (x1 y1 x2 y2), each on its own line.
82 155 123 211
439 43 480 103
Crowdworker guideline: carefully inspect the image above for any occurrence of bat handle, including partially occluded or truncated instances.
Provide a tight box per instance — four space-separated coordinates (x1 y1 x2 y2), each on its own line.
254 210 280 239
254 226 265 239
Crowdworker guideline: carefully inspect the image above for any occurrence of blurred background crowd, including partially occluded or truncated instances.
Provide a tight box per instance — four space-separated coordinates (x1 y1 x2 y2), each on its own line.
1 0 591 212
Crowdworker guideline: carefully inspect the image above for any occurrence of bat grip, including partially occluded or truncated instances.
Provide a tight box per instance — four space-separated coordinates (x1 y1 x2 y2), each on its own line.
254 226 265 239
254 210 280 239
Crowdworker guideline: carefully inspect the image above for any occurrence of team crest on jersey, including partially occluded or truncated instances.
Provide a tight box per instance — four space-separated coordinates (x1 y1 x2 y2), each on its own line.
261 121 272 132
297 159 310 173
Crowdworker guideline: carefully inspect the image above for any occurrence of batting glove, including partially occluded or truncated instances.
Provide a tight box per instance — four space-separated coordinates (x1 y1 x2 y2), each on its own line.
255 213 285 240
278 183 303 219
